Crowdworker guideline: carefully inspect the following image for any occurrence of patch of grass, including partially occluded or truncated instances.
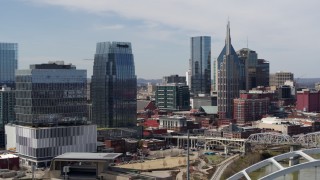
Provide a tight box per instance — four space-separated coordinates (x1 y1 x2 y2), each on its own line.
206 155 225 165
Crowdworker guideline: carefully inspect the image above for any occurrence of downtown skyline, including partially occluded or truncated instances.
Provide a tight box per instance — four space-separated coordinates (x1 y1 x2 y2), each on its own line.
1 0 320 79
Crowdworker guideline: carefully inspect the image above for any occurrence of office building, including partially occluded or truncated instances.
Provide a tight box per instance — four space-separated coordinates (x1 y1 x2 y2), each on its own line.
236 49 270 91
233 93 269 124
8 61 96 166
162 74 186 85
92 42 137 128
237 48 258 91
189 36 211 95
0 43 18 87
155 84 190 111
0 86 15 148
256 59 270 87
217 22 245 119
270 71 294 87
15 61 88 126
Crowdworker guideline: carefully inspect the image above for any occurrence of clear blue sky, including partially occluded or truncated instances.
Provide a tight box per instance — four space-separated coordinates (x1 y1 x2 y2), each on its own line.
1 0 320 79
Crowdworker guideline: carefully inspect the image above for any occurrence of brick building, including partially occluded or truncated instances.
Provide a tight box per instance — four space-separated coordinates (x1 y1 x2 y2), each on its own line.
233 93 269 124
296 89 320 112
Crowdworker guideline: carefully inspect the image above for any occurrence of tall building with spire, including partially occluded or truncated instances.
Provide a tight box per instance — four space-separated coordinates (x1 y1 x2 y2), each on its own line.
217 22 245 119
91 42 137 128
189 36 211 95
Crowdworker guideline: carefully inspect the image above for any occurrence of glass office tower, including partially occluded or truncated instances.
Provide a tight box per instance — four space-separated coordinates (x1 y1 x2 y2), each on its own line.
91 42 137 128
189 36 211 95
0 43 18 87
15 62 88 126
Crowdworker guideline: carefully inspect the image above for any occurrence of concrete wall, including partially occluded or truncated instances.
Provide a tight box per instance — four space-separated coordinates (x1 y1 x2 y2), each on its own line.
5 124 16 150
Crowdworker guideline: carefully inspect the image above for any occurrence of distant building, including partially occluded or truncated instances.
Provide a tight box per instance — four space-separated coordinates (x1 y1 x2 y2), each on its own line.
0 86 15 148
217 22 245 119
253 117 312 135
147 82 156 95
91 42 137 128
189 36 211 95
237 48 258 91
278 85 292 99
233 93 269 124
0 43 18 87
256 59 270 87
155 84 190 111
162 74 186 85
159 116 187 132
296 89 320 112
190 95 217 109
270 71 294 87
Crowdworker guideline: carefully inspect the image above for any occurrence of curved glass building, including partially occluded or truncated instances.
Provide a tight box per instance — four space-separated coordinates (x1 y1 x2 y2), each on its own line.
91 42 137 128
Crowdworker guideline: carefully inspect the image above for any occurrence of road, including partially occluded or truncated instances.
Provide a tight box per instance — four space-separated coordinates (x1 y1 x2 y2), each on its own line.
210 154 239 180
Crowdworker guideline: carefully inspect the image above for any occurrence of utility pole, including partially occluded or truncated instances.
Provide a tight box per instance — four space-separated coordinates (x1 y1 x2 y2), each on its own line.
187 130 190 180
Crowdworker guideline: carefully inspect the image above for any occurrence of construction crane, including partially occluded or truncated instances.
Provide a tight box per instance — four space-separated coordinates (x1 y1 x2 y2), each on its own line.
83 59 94 61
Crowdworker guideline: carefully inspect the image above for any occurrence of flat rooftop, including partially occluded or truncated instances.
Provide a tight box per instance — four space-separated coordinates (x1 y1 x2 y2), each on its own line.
54 153 122 161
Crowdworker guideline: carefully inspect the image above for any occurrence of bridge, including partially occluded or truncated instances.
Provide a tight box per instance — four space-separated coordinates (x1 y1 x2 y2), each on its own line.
163 135 247 153
160 132 320 153
227 148 320 180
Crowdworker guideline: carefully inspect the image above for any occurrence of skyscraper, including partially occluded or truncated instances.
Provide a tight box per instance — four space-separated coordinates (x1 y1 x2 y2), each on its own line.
237 48 270 90
237 48 258 91
0 43 18 87
92 42 137 128
217 22 245 119
189 36 211 95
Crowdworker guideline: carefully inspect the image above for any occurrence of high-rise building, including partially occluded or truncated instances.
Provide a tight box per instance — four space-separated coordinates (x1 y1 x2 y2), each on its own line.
189 36 211 95
256 59 270 87
237 48 258 91
0 43 18 87
155 84 190 111
236 48 270 91
270 71 294 87
162 75 186 85
15 61 88 126
9 61 96 167
92 42 137 128
217 22 245 119
0 86 15 148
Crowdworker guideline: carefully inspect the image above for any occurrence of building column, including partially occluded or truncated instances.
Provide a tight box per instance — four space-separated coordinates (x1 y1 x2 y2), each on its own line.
224 146 229 154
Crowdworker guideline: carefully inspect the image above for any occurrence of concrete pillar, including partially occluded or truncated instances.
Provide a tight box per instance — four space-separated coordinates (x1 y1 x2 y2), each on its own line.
177 138 180 148
289 145 300 166
224 146 229 154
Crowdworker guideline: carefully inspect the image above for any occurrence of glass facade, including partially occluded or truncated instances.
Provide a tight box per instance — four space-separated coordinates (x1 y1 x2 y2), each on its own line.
92 42 137 128
15 62 88 126
0 87 15 148
0 43 18 87
190 36 211 95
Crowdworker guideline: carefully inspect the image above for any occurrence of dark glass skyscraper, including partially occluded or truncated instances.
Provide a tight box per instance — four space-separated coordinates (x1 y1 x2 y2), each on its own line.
217 22 245 119
189 36 211 95
92 42 137 128
0 43 18 87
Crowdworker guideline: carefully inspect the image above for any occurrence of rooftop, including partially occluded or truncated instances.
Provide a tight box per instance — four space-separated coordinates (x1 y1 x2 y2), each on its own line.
54 153 122 161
